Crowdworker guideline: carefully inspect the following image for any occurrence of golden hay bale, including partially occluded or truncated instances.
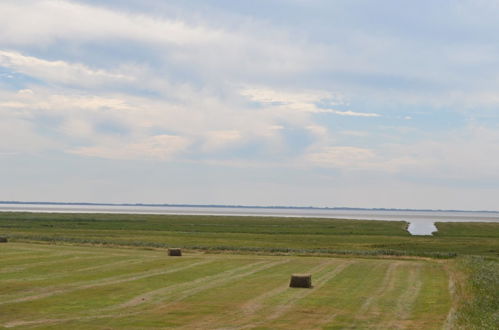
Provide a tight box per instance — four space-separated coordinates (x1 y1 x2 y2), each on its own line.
168 248 182 256
0 237 7 243
289 274 312 288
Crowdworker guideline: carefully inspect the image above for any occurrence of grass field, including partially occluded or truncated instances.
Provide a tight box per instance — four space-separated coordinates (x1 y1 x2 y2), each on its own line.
1 212 498 257
1 212 498 329
0 242 452 329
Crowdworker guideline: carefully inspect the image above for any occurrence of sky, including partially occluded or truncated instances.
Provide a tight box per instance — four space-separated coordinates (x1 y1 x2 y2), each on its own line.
1 0 499 210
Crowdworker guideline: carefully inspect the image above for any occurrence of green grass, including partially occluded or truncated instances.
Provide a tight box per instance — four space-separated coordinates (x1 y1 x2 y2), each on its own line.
0 242 452 329
453 256 499 329
1 212 498 257
434 222 499 238
0 212 410 235
0 213 498 328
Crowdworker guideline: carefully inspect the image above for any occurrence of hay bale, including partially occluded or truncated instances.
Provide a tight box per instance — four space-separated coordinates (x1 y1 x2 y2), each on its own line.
289 274 312 288
168 248 182 256
0 237 7 243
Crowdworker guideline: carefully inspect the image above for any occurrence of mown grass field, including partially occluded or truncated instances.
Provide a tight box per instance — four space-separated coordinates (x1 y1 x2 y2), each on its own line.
0 212 498 329
1 242 452 329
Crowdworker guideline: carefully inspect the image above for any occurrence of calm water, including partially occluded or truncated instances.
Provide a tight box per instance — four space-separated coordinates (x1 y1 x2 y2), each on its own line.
1 204 499 235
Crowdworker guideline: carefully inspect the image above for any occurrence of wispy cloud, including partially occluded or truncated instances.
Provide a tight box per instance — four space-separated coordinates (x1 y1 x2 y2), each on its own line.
330 110 380 117
69 134 190 160
307 146 376 168
0 50 133 88
0 1 226 46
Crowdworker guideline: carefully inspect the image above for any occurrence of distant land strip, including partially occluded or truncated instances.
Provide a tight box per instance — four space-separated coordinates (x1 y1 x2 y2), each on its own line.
0 201 498 213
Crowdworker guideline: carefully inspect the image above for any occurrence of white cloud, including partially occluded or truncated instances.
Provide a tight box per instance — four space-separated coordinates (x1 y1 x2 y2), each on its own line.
69 134 190 160
307 146 376 168
241 88 333 105
306 125 328 137
0 1 225 46
0 86 297 160
241 87 345 112
202 130 243 151
340 130 369 137
17 89 34 97
0 81 383 162
0 0 322 80
0 50 134 87
382 125 499 180
303 123 499 183
0 1 495 168
240 87 380 117
331 110 380 117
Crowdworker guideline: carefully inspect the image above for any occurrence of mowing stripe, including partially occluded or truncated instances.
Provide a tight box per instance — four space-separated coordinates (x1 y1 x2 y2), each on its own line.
0 252 76 265
0 246 66 253
231 260 354 329
266 261 353 321
2 243 168 258
0 249 47 257
66 256 150 274
4 318 65 328
4 259 291 328
356 261 402 317
0 254 80 274
0 255 116 278
242 259 340 317
184 258 345 329
383 264 423 329
156 259 290 307
0 256 174 292
443 263 458 330
0 259 215 306
1 259 219 328
114 260 286 310
337 262 402 329
408 262 452 329
265 261 394 330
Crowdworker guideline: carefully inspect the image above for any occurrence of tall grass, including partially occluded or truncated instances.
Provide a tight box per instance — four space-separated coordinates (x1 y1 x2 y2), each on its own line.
6 233 457 258
454 256 499 329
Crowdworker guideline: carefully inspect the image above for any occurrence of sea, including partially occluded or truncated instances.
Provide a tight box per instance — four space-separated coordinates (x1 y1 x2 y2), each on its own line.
1 203 499 235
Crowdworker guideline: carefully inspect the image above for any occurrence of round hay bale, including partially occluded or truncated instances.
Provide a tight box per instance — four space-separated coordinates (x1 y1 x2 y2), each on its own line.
168 248 182 256
289 274 312 288
0 237 7 243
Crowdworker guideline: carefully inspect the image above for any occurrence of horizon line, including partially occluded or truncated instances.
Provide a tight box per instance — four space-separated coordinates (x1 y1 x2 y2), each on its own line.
0 200 498 214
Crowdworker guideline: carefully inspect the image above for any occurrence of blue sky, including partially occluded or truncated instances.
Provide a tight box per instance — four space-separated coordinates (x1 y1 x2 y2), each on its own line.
1 0 499 210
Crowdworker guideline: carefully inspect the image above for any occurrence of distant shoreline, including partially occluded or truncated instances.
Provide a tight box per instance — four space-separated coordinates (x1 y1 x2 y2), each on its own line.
1 201 497 214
